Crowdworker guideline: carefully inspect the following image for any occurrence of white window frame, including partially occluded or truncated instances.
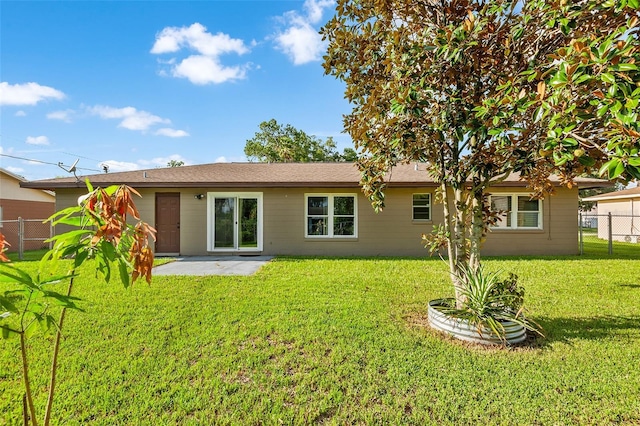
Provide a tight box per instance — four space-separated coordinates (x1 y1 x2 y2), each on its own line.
207 192 263 251
412 193 432 221
490 193 543 230
305 193 358 238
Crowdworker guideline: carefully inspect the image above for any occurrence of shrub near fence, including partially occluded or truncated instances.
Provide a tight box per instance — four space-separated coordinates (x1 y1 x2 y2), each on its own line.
579 213 640 256
0 217 52 259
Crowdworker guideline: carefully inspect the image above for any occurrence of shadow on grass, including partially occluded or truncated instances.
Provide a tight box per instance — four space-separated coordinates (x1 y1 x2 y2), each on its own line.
534 315 640 347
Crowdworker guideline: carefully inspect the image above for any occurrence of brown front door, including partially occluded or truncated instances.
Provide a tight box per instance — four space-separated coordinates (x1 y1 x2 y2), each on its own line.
156 193 180 254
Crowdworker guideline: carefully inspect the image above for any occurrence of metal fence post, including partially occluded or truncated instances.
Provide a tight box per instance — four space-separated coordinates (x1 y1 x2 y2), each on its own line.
608 212 613 255
18 217 24 260
579 212 583 255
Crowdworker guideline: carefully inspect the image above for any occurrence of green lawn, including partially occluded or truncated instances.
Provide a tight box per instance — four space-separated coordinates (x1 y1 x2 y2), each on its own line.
580 228 640 258
1 253 639 425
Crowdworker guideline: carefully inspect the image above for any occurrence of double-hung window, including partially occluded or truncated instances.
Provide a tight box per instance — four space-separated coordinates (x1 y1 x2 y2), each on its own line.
490 194 542 229
306 194 357 238
412 193 431 221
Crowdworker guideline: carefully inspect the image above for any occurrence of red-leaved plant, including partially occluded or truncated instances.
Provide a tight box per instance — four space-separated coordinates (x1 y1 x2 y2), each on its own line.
0 182 155 426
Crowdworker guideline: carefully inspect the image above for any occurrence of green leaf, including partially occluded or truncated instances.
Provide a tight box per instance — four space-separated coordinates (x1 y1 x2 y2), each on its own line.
73 248 90 268
627 165 640 180
39 273 76 286
607 159 625 179
118 259 130 289
578 156 596 167
0 295 19 313
101 239 117 262
47 229 92 245
617 63 638 71
601 73 616 84
0 265 35 286
628 157 640 167
596 104 609 118
24 317 40 338
1 325 19 339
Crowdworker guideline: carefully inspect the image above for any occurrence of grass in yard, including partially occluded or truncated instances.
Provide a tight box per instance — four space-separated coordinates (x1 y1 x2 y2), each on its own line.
1 254 639 425
580 229 640 258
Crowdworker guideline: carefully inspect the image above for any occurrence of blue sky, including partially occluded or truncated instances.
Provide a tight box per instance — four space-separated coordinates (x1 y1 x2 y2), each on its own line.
0 0 351 181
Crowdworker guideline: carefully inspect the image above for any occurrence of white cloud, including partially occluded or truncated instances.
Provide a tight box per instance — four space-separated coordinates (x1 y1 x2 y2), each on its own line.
25 136 50 146
304 0 334 24
87 105 169 131
151 23 251 85
47 109 75 122
15 110 26 117
155 128 190 138
138 154 189 167
274 0 334 65
6 166 24 174
172 55 248 85
0 82 65 106
100 160 141 173
151 23 249 56
214 156 228 163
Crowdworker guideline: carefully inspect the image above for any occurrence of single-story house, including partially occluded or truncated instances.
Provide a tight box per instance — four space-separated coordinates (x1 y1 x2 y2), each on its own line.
583 186 640 243
21 162 606 257
1 168 56 251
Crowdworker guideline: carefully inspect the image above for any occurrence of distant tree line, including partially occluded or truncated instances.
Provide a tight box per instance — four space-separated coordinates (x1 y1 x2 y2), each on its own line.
244 119 357 163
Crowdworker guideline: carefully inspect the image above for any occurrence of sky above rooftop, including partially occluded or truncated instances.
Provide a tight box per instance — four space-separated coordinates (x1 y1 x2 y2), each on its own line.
0 0 351 181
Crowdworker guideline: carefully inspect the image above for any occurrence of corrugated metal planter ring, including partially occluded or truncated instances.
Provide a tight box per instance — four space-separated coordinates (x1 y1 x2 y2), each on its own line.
428 299 527 345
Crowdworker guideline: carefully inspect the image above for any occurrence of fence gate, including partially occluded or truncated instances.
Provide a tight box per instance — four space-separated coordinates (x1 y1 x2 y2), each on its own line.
0 217 52 260
579 212 640 256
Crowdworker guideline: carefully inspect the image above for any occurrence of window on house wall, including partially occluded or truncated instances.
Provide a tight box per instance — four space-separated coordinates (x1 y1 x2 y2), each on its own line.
490 194 542 229
412 193 431 220
306 194 357 238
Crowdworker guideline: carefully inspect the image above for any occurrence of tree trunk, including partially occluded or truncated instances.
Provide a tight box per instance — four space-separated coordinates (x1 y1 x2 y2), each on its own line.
447 186 468 308
20 333 38 426
468 187 484 273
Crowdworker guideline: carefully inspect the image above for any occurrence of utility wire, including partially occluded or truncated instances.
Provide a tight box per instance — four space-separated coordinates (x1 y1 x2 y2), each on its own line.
0 153 102 172
0 133 106 166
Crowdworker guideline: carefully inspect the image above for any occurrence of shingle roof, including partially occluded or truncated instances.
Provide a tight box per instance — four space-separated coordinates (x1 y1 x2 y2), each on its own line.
582 185 640 201
20 162 608 190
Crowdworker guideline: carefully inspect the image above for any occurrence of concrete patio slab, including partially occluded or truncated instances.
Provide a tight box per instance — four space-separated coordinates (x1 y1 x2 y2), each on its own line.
152 256 273 276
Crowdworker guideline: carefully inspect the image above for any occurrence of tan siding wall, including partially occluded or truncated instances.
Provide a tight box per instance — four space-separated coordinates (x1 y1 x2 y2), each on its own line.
51 186 580 257
483 187 579 255
260 187 437 256
0 173 56 203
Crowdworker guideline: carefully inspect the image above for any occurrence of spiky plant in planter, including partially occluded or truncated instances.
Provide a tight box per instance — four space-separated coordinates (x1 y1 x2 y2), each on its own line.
432 265 542 343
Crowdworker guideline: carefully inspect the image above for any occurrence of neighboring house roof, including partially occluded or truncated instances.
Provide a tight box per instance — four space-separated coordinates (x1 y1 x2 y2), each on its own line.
582 185 640 202
20 162 608 190
0 168 55 201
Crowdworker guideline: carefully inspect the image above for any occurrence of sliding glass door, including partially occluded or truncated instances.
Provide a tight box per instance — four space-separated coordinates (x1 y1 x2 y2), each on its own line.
208 193 262 251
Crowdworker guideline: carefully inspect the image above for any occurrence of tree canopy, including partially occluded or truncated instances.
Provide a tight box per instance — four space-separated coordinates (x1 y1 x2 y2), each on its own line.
167 160 185 167
244 119 357 162
322 0 639 304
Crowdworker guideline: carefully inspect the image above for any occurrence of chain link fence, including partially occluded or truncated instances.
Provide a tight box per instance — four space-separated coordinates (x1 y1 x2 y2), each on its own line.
579 212 640 256
0 217 52 259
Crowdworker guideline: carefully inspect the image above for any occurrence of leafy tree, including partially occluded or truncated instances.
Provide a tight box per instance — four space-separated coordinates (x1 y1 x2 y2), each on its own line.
322 0 639 307
0 183 155 425
244 119 356 162
167 160 185 167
